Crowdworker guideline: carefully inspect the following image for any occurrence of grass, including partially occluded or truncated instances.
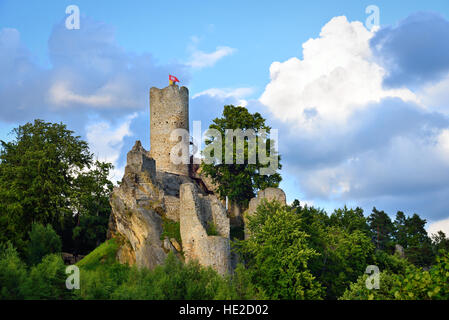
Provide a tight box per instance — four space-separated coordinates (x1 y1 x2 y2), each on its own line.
206 221 219 236
76 238 119 270
160 216 182 244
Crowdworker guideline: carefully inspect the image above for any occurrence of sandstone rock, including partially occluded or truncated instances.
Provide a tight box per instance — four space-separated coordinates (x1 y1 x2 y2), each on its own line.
108 140 232 275
108 141 169 269
179 183 231 275
170 238 182 252
395 244 405 258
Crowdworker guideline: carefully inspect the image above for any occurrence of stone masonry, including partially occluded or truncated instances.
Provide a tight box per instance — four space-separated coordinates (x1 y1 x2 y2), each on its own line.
149 84 189 176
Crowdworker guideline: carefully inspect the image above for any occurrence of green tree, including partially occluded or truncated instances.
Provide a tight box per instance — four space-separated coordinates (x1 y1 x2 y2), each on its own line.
341 251 449 300
201 105 282 209
20 254 73 300
0 120 113 253
27 223 62 265
367 207 395 252
393 211 434 267
235 200 324 299
329 206 370 235
0 242 28 299
431 231 449 254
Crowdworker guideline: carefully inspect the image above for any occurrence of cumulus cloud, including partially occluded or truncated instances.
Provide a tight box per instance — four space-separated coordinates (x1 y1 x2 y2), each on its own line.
0 16 189 126
371 12 449 88
427 217 449 236
260 16 417 132
86 113 137 182
257 15 449 220
192 87 253 107
187 46 236 69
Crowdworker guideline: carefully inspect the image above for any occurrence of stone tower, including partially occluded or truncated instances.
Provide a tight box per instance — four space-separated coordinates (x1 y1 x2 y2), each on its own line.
149 84 189 176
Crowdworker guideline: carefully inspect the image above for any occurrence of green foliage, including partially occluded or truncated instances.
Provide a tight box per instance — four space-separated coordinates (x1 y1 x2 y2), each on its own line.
160 217 181 244
206 221 219 236
0 242 71 300
431 231 449 254
235 200 324 299
393 212 434 267
367 207 395 252
0 120 113 254
201 105 282 207
77 247 261 300
314 226 375 299
21 254 73 300
341 251 449 300
0 243 27 299
76 238 120 270
372 249 411 274
27 223 62 265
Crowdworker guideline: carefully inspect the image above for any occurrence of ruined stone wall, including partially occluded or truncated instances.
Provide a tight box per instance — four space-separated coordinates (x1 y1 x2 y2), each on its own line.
180 183 231 275
150 85 189 176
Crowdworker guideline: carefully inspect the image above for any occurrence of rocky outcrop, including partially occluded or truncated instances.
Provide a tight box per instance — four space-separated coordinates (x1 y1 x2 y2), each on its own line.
107 141 168 269
180 183 231 275
108 141 231 275
244 188 287 239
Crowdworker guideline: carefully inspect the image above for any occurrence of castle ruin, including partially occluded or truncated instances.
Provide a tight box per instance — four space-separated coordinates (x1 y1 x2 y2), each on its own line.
107 82 285 275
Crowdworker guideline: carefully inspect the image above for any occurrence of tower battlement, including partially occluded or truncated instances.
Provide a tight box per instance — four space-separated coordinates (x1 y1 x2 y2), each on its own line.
149 84 189 176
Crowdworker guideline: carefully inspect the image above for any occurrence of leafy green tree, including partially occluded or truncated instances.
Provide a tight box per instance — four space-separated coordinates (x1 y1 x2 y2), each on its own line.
72 161 114 253
27 223 62 265
341 252 449 300
314 226 375 299
393 212 434 267
0 120 113 253
431 231 449 254
367 207 395 252
329 206 370 236
0 242 28 299
235 200 324 299
201 105 282 209
20 254 73 300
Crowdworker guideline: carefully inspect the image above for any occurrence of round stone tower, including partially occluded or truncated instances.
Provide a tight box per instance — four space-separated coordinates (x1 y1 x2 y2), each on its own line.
149 84 190 176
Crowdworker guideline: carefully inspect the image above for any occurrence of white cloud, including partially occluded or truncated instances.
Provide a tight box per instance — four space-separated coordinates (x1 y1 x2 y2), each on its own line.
193 87 253 107
187 46 236 69
418 74 449 115
86 113 137 183
260 16 417 133
427 217 449 236
255 15 449 221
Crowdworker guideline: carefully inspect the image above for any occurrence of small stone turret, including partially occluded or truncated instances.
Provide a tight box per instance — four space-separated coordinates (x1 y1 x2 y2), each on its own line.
150 84 189 176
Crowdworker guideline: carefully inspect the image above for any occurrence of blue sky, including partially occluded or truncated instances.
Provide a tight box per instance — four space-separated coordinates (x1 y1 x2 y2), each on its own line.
1 0 449 234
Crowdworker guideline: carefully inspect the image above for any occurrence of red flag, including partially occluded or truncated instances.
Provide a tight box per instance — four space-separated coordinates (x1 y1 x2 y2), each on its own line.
169 74 180 83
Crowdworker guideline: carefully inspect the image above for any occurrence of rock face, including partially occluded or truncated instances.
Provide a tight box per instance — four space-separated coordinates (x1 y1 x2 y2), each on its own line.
180 183 231 275
108 140 231 275
244 188 287 239
107 141 167 269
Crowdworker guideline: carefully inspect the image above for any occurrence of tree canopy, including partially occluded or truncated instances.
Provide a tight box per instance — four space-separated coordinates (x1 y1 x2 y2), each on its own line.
0 119 113 254
201 105 282 208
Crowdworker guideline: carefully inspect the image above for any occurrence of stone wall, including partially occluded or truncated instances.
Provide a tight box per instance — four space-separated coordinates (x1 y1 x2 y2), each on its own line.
149 84 189 176
108 140 232 275
179 183 231 275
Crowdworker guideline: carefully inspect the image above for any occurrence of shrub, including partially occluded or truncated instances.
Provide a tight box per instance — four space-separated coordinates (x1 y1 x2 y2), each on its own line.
27 223 61 265
20 254 72 300
0 242 28 299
